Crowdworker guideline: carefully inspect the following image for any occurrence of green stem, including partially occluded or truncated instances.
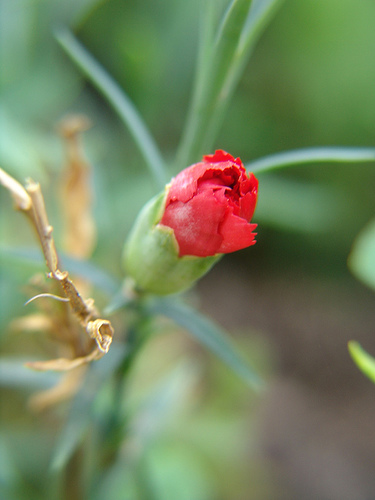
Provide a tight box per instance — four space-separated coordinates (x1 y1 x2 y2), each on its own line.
101 313 152 467
55 28 167 189
246 146 375 173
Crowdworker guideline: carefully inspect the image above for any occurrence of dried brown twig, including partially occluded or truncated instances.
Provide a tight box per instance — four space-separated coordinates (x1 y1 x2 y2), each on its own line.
0 122 114 374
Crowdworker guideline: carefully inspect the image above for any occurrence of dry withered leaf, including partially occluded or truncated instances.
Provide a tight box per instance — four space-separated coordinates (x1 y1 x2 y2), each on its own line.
1 159 114 382
58 114 96 258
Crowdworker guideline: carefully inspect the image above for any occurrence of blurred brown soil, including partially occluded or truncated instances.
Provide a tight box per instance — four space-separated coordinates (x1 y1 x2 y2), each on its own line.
198 257 375 500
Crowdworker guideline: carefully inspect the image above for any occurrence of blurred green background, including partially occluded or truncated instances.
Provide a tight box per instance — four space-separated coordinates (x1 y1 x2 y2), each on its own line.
1 0 375 499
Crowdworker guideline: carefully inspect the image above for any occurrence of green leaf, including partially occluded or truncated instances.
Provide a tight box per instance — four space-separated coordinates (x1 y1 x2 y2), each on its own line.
0 435 18 498
239 0 285 57
348 217 375 291
255 176 344 233
55 28 167 190
176 0 253 167
209 0 285 149
348 341 375 384
0 358 61 390
145 297 263 391
246 146 375 173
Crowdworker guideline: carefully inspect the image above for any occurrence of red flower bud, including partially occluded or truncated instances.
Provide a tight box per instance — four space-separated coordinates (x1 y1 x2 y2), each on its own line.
160 150 258 257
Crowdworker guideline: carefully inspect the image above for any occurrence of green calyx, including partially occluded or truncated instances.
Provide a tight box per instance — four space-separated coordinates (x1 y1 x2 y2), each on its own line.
123 191 221 295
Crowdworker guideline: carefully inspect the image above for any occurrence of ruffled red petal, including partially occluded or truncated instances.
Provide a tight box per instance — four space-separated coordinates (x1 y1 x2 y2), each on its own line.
218 212 257 253
203 149 243 169
160 192 226 257
161 150 258 257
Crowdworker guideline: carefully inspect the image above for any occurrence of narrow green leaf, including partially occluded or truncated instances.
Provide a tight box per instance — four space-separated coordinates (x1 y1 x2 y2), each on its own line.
55 28 166 189
176 0 285 168
145 297 263 391
348 341 375 384
348 218 375 291
246 146 375 173
239 0 285 57
214 0 253 90
210 0 284 139
175 0 217 169
176 0 253 167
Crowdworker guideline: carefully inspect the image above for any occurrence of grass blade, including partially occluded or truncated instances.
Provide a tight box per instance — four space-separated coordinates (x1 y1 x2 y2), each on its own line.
246 146 375 173
348 341 375 384
55 28 167 189
211 0 284 137
176 0 253 168
348 217 375 291
146 297 264 391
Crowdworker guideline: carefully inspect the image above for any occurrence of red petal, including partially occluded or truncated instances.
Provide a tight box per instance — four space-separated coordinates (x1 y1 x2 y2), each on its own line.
203 150 243 168
217 211 257 253
239 191 257 221
166 163 207 203
161 151 259 256
166 161 244 204
160 192 226 257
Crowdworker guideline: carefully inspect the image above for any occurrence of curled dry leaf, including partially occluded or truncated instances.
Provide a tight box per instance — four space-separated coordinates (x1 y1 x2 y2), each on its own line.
86 319 114 354
25 348 103 372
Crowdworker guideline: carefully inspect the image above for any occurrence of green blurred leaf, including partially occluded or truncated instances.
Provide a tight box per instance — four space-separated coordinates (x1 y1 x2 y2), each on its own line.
246 146 375 173
55 28 167 189
0 108 50 180
348 218 375 291
256 176 344 233
211 0 285 147
0 434 18 489
348 341 375 384
145 297 263 391
0 358 61 390
177 0 253 166
128 360 201 442
0 246 120 295
91 360 206 500
144 440 216 500
50 344 127 472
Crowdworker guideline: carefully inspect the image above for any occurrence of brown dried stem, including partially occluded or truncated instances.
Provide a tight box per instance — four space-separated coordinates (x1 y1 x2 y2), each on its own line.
0 167 114 371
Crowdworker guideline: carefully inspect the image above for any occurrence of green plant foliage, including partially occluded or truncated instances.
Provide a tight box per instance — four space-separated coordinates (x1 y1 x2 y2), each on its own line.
56 28 167 189
1 0 375 498
348 341 375 385
145 297 263 390
348 218 375 291
50 345 127 472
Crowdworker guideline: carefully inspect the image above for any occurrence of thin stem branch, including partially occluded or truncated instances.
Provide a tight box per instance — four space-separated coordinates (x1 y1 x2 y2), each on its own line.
1 168 114 370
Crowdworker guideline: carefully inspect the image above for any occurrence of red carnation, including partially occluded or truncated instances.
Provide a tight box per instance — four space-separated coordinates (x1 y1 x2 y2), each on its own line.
160 150 258 257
